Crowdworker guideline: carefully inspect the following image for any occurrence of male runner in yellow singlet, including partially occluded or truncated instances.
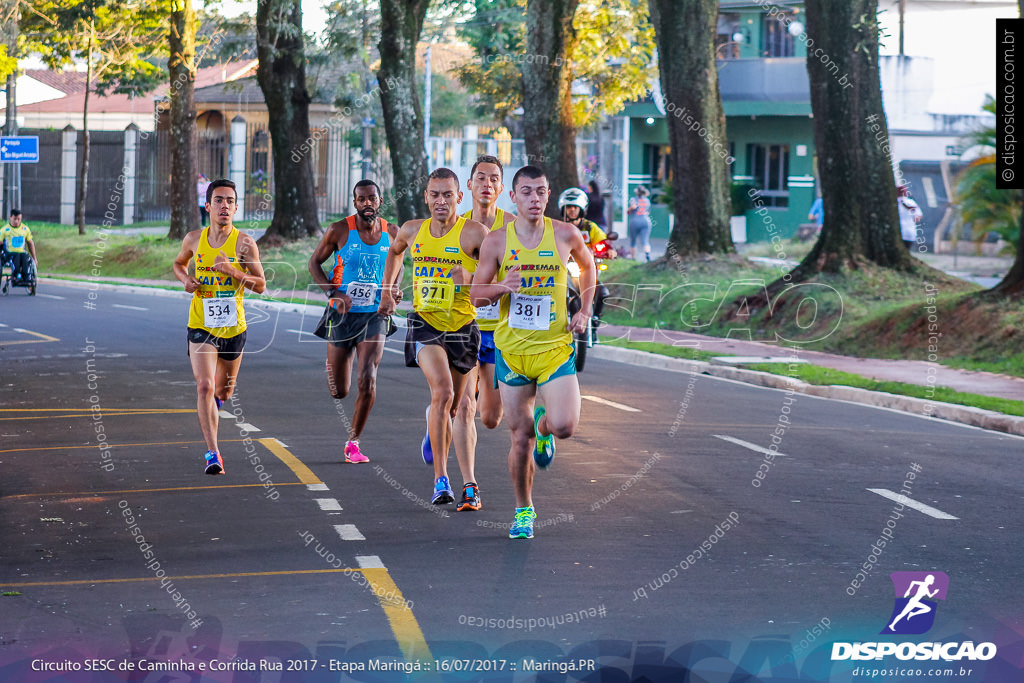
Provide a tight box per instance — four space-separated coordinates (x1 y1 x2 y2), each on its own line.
471 165 596 539
379 168 489 508
172 179 267 475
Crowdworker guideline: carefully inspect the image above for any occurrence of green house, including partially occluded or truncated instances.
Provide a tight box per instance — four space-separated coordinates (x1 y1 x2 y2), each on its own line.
619 2 818 242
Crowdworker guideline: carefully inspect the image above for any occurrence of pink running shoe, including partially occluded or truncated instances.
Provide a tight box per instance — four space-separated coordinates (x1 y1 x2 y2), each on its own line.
344 440 370 463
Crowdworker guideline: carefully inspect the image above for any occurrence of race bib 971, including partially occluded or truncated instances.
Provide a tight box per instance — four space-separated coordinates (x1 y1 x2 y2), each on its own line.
415 277 454 312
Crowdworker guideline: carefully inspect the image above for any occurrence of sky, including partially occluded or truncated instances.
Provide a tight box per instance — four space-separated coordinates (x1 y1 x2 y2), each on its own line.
221 0 1003 116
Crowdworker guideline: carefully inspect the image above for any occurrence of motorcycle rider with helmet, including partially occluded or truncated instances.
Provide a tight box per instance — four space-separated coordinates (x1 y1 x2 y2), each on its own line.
557 187 615 328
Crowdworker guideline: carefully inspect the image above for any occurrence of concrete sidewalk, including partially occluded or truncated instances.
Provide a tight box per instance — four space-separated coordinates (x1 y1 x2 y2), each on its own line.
601 323 1024 402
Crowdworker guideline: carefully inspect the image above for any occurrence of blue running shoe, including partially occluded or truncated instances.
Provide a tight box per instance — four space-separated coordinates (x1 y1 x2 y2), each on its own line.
533 405 555 468
509 506 536 539
432 475 454 505
204 450 224 475
421 406 433 465
215 397 223 410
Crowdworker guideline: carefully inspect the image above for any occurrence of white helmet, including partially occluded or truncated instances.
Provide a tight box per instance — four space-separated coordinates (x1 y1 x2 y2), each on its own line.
558 187 589 213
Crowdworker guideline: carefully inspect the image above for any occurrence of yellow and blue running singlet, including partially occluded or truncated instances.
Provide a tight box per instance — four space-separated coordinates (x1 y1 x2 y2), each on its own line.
464 208 509 332
411 217 477 332
494 217 569 355
187 227 246 338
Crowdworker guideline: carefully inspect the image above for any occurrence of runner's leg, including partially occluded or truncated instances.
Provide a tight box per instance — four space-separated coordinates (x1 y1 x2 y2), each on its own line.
190 342 221 454
477 362 503 429
452 364 478 485
499 382 537 508
535 373 581 439
215 354 243 404
417 345 457 481
326 343 355 399
350 335 385 441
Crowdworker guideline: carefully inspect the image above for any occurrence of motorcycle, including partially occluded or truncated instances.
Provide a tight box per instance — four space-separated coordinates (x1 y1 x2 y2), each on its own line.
566 234 616 372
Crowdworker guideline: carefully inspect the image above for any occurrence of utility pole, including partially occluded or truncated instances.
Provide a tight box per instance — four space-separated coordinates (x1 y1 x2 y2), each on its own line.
2 0 21 215
423 44 431 157
360 0 372 179
898 0 905 57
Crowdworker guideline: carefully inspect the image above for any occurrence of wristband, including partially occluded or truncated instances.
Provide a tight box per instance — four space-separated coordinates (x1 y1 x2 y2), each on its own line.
327 286 340 299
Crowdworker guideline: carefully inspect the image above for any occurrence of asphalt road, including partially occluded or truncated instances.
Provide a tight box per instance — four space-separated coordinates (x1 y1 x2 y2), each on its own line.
1 282 1022 683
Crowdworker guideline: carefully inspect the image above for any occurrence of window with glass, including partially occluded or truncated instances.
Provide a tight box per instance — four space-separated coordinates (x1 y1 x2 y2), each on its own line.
762 11 797 57
747 143 789 207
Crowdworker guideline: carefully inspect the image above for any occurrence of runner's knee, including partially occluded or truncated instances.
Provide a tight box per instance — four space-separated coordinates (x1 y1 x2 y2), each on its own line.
196 378 215 398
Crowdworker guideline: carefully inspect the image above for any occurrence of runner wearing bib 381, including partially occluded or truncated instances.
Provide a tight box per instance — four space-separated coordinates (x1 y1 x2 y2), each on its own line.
471 165 596 539
173 179 267 475
379 168 489 510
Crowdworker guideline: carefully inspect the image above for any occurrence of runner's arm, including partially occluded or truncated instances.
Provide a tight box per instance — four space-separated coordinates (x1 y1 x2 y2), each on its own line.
471 230 519 306
567 227 596 334
379 220 419 315
215 235 266 294
172 233 202 293
308 222 345 296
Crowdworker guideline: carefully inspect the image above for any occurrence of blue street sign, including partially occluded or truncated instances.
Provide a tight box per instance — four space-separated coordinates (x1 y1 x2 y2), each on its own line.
0 136 40 163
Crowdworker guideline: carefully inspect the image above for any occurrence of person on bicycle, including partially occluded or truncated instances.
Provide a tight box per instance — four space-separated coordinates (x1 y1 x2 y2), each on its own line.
557 188 613 327
1 210 37 284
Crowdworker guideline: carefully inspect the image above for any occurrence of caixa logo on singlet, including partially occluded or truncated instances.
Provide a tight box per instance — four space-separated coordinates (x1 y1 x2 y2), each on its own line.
831 572 997 662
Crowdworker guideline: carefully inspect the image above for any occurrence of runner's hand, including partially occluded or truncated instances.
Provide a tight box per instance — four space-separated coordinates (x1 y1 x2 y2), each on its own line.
569 311 588 335
393 286 403 304
184 277 201 294
213 252 234 275
330 292 353 315
499 265 522 294
378 290 396 316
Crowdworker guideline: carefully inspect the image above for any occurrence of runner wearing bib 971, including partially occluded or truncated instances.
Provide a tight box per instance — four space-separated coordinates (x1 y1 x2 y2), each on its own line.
471 165 596 540
308 179 400 464
379 168 489 509
172 179 267 475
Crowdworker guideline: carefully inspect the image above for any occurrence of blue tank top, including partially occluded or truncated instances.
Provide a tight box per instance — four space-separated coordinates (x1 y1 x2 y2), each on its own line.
329 217 392 313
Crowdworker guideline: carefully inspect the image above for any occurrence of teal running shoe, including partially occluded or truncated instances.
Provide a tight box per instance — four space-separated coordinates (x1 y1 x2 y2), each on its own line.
508 506 537 539
533 405 555 468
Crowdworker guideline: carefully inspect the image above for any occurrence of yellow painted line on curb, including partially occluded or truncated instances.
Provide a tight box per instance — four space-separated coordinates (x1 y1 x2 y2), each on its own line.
358 562 433 663
258 437 322 485
2 482 307 502
0 568 363 589
0 439 246 455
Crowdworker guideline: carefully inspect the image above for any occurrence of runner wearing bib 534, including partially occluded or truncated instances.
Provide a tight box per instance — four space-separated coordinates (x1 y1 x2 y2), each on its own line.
173 179 266 475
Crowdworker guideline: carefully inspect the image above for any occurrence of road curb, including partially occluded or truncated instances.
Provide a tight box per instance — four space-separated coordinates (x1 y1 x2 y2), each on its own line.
591 345 1024 437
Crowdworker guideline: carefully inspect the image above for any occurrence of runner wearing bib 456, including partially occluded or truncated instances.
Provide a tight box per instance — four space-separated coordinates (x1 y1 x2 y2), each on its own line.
309 179 401 464
471 165 596 540
173 179 266 476
379 168 489 510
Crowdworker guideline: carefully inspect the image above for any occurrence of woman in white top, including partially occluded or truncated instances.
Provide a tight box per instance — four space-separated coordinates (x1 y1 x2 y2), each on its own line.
627 186 652 262
897 184 922 251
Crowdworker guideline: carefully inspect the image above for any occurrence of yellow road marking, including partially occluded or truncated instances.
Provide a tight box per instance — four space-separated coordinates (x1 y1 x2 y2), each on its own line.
0 568 363 588
0 411 190 422
1 328 60 345
257 437 321 485
2 482 307 501
360 567 433 662
0 439 245 455
0 408 192 413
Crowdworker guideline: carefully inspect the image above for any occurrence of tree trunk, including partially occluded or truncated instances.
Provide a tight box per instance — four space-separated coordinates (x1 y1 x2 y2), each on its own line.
76 26 93 235
522 0 579 207
255 0 320 245
788 0 913 281
990 0 1024 296
648 0 733 255
167 0 198 241
377 0 429 224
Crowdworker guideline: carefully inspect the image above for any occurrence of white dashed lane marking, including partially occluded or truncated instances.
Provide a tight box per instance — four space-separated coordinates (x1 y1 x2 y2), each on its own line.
316 498 343 511
581 395 641 412
867 488 959 520
218 410 261 432
307 483 329 491
334 524 365 541
714 434 788 457
112 304 148 311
